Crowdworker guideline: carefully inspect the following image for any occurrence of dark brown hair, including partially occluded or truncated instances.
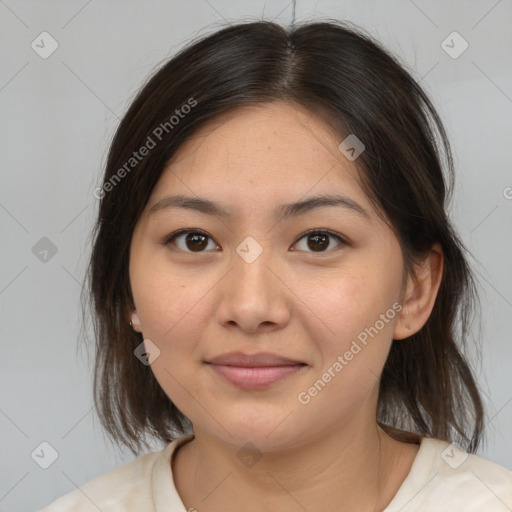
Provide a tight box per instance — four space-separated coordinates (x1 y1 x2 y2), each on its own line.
82 19 485 456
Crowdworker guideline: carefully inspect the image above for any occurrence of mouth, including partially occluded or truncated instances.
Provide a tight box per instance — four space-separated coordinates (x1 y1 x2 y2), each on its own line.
204 351 308 390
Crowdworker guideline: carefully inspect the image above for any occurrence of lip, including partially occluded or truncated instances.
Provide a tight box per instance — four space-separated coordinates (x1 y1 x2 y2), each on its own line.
204 351 307 390
205 351 305 367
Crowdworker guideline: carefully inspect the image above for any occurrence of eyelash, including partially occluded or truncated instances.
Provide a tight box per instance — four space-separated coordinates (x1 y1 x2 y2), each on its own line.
163 228 348 255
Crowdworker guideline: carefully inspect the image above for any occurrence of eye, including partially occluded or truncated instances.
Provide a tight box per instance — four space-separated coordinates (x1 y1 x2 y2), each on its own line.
164 229 220 253
291 229 347 253
163 228 347 254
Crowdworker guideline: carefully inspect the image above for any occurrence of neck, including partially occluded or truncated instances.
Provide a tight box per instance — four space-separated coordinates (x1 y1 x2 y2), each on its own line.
172 419 419 512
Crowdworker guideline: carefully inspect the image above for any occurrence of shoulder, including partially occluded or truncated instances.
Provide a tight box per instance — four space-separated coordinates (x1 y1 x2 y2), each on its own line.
386 437 512 512
37 439 182 512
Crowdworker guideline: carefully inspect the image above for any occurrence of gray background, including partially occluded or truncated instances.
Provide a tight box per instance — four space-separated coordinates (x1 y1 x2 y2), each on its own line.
1 1 511 510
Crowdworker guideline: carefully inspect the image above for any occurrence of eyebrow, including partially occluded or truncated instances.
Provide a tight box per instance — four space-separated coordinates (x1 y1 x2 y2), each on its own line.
148 193 369 221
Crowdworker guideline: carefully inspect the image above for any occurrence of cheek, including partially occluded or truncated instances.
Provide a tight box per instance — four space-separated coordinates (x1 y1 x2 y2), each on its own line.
132 270 210 408
307 265 399 365
296 275 399 420
130 252 209 341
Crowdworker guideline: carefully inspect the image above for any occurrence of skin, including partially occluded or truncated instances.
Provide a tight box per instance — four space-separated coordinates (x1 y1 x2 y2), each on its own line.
129 101 443 512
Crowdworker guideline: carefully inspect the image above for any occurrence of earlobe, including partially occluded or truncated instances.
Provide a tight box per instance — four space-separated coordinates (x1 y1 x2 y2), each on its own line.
393 243 444 340
130 311 142 332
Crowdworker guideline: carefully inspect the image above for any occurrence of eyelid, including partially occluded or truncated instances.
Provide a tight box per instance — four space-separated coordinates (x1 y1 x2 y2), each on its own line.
163 228 220 251
163 227 210 243
293 228 349 247
163 228 348 253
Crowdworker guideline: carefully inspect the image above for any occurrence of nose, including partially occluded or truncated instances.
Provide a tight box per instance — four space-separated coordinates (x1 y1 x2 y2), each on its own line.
215 246 291 334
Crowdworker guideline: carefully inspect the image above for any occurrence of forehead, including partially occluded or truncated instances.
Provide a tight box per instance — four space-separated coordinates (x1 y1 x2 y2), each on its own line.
149 102 371 214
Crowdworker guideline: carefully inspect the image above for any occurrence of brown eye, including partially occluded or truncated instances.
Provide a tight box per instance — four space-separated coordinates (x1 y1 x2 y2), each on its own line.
307 233 329 251
185 232 208 251
292 230 346 253
164 230 219 253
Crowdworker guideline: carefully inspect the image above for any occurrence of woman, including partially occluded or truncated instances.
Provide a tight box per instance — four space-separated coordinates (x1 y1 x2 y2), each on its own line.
41 19 512 512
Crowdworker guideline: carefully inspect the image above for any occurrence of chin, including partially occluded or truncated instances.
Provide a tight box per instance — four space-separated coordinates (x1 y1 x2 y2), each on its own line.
205 411 310 453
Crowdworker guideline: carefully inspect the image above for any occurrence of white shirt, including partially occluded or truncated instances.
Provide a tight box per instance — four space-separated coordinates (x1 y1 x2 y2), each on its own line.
39 434 512 511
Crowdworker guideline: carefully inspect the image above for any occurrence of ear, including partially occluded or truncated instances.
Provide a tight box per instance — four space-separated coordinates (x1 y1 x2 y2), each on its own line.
393 243 444 340
130 310 143 333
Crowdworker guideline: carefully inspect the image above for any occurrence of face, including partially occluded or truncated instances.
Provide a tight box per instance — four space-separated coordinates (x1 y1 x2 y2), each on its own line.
129 102 408 452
